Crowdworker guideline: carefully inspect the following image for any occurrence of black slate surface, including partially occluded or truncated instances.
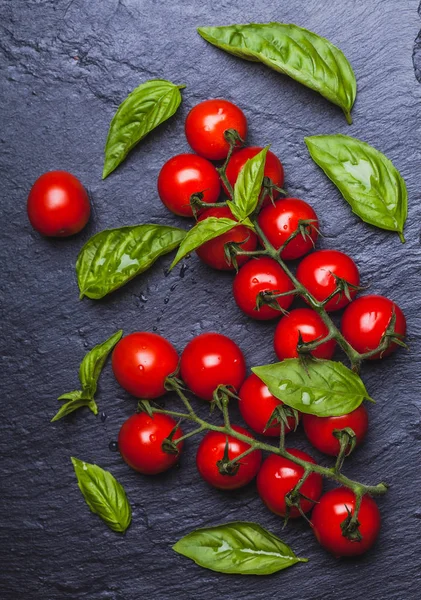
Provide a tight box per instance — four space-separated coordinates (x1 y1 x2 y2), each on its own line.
1 1 421 598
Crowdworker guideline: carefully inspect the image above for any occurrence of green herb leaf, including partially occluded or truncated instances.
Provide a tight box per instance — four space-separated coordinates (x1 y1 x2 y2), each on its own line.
77 225 186 299
71 457 131 533
305 134 407 242
173 521 307 575
51 395 95 422
198 23 356 123
103 79 185 178
229 146 269 219
252 359 371 416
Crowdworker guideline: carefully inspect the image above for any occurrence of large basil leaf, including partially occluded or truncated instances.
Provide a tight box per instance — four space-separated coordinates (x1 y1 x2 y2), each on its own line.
71 457 131 533
103 79 184 178
252 359 372 416
198 23 356 123
77 225 186 299
228 146 269 220
173 522 307 575
305 135 407 242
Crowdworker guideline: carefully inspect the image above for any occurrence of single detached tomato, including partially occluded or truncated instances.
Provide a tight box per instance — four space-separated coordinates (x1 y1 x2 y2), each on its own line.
257 198 318 260
185 99 247 160
296 249 360 311
232 257 295 320
112 332 179 399
157 153 220 217
196 425 261 490
27 170 90 236
302 405 369 456
238 374 298 437
118 412 183 474
196 206 258 271
312 488 381 557
274 308 336 360
257 449 323 518
341 295 406 358
180 332 246 401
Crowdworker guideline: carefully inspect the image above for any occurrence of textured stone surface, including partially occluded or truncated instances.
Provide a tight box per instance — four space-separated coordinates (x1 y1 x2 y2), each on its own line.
1 1 421 598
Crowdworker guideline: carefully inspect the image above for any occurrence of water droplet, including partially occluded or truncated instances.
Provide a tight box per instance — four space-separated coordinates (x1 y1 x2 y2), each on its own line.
157 316 161 323
109 441 118 452
164 297 169 304
170 283 177 292
100 412 107 422
180 263 188 278
138 364 144 371
149 434 157 442
153 326 158 332
83 341 88 347
140 293 147 303
252 277 259 284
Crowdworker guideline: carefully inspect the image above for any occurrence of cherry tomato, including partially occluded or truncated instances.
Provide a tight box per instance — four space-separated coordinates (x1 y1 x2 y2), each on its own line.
341 295 406 359
311 488 381 557
238 374 298 437
180 332 246 401
157 153 220 217
302 405 369 456
185 99 247 160
196 206 258 271
118 412 183 474
196 425 261 490
274 308 336 360
257 198 318 260
27 170 90 236
257 448 323 518
296 250 360 311
112 332 179 399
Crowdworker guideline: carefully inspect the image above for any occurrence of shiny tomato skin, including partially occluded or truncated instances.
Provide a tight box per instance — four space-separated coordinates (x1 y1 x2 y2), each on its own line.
302 405 369 456
341 295 406 358
296 250 360 311
27 171 90 236
180 332 246 401
157 153 220 217
185 99 247 160
233 257 295 320
312 488 381 557
238 374 298 437
196 425 261 490
257 448 323 518
112 332 179 399
118 412 184 474
196 206 258 271
274 308 336 360
257 198 318 260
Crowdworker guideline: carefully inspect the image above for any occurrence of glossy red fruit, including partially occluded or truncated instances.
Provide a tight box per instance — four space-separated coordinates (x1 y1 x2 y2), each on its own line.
274 308 336 360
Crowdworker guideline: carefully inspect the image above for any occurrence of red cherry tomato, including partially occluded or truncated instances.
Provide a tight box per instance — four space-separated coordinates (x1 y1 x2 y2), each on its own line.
232 257 295 320
312 488 381 557
157 153 220 217
196 206 258 271
257 449 323 518
274 308 336 360
27 171 90 236
185 99 247 160
302 405 369 456
180 332 246 401
257 198 318 260
341 295 406 358
238 374 298 437
118 412 183 474
112 332 179 399
196 425 261 490
296 250 360 311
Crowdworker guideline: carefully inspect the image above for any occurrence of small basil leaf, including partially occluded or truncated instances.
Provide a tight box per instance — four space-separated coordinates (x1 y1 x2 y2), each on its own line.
231 146 269 219
252 359 371 416
79 330 123 396
173 521 307 575
198 23 356 123
71 457 131 533
305 135 407 242
51 396 95 423
77 225 186 299
103 79 185 178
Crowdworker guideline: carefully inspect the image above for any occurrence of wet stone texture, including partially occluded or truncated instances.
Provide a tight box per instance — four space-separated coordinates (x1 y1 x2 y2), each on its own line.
1 0 421 598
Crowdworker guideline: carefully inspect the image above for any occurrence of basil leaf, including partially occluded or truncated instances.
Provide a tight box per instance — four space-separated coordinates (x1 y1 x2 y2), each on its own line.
230 146 269 219
51 395 94 422
252 359 372 416
170 217 238 269
198 23 356 123
71 457 131 533
305 135 407 242
103 79 185 178
173 521 307 575
77 225 186 299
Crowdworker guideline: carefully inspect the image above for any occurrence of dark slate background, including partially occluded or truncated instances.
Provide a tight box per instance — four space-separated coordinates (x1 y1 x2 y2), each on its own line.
1 1 421 598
